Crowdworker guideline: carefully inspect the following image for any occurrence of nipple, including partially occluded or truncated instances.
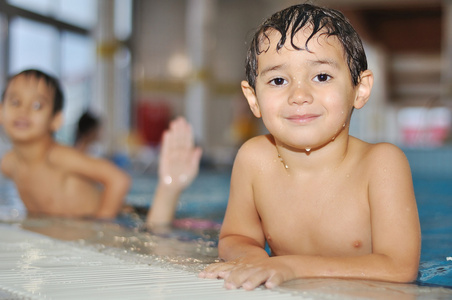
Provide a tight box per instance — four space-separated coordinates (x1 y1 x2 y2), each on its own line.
353 240 362 248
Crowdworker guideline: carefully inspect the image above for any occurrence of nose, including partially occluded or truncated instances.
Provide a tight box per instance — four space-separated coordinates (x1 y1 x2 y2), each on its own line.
288 82 313 105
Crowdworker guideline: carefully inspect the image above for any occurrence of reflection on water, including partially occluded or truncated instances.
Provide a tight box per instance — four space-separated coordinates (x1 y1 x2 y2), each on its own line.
21 216 220 273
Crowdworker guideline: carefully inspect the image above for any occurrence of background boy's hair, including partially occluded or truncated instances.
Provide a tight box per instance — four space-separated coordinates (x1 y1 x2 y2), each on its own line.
2 69 64 115
75 111 100 146
245 4 368 89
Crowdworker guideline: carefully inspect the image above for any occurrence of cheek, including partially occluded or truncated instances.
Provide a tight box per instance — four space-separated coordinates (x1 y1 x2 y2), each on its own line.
324 96 354 124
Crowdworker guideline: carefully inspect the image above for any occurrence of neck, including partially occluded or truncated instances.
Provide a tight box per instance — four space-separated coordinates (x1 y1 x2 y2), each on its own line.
274 134 351 174
13 136 56 164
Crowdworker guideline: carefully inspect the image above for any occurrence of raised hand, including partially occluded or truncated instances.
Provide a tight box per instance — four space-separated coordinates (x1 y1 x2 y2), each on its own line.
146 117 202 227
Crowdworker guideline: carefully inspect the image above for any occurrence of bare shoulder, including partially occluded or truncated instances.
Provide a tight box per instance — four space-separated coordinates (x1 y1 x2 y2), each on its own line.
47 143 94 169
0 151 16 177
350 138 412 184
235 134 275 165
48 143 85 161
359 140 409 168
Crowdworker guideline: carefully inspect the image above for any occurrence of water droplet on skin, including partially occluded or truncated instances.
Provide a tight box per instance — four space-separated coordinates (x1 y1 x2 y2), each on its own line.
331 136 336 141
163 175 172 185
342 123 346 128
305 148 311 152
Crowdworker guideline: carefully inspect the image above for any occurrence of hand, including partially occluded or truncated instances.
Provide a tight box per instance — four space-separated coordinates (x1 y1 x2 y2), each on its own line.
159 117 202 191
199 256 295 290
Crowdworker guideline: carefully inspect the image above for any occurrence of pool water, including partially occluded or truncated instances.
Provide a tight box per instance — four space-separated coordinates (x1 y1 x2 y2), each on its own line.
413 176 452 288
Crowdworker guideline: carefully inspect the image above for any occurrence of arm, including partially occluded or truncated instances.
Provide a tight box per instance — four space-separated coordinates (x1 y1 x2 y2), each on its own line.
146 117 202 227
93 159 131 219
201 143 420 290
199 139 270 278
217 144 269 262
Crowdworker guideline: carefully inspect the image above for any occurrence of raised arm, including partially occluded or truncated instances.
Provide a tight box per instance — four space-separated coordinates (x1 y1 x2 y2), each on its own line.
146 117 202 227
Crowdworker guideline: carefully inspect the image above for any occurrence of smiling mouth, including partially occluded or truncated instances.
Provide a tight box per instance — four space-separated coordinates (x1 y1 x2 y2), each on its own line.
286 114 320 124
13 119 31 129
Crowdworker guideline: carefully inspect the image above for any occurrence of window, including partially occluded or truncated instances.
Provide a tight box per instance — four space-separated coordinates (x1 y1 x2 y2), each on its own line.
9 17 59 75
8 0 97 29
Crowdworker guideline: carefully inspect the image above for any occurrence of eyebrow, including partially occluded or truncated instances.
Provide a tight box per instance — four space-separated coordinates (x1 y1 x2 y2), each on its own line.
259 58 340 77
259 64 286 77
306 59 340 69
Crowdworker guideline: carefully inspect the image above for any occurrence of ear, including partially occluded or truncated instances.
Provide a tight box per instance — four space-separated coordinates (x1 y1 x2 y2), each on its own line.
50 112 64 132
241 80 261 118
354 70 374 109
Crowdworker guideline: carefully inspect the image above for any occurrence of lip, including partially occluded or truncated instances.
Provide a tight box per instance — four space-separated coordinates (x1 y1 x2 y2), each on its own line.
13 119 31 129
285 113 320 124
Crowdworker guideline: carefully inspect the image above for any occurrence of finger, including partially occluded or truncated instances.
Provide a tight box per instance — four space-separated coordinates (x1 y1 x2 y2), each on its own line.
224 266 271 291
199 262 234 279
264 272 284 289
189 147 202 173
172 117 186 143
185 122 195 148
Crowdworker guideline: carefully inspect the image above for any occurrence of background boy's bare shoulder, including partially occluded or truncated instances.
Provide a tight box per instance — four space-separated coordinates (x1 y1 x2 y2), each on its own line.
47 143 93 169
0 150 17 178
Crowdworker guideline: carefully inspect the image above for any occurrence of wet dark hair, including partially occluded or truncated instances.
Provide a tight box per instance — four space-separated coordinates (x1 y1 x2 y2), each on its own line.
245 3 367 89
2 69 64 115
75 111 100 146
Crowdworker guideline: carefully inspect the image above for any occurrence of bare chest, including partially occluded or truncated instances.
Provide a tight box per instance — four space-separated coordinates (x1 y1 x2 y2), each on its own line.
12 162 99 216
14 163 65 205
254 170 372 256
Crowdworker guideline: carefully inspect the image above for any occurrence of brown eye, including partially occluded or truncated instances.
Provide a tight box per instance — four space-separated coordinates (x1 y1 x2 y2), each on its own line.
314 73 331 82
270 77 287 86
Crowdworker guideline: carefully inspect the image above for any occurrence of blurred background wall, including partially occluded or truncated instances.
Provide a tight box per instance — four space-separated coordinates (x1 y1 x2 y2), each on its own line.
0 0 450 169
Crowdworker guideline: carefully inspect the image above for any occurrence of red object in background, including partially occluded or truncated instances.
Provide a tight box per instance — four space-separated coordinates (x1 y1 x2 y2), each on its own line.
136 101 170 146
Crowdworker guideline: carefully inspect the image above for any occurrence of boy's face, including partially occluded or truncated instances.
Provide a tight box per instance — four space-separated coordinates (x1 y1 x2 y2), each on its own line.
242 27 372 150
0 74 61 143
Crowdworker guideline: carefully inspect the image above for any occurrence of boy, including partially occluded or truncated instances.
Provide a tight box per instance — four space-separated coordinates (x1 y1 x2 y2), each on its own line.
199 4 421 290
0 69 130 219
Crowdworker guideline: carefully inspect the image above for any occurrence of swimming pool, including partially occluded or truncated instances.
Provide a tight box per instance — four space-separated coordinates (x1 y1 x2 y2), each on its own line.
0 148 451 298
